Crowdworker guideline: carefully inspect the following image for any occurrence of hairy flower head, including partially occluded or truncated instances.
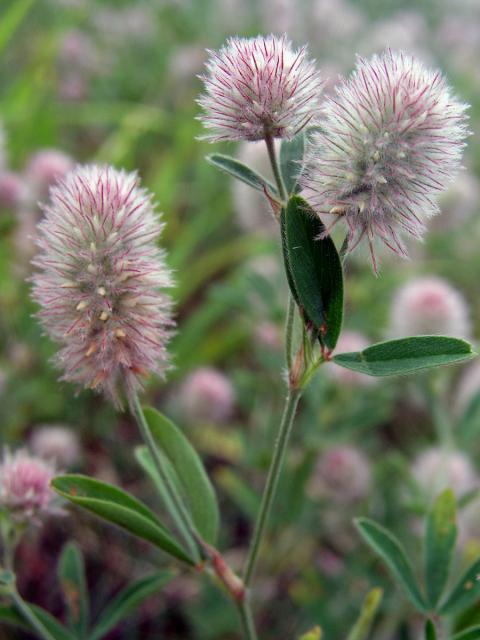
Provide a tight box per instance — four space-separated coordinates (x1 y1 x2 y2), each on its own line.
303 49 469 270
198 34 323 142
32 164 173 406
0 449 56 522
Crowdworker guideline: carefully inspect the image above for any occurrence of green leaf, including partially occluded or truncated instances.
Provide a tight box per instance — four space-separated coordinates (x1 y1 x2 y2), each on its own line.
90 571 173 640
453 626 480 640
425 620 437 640
206 153 278 195
347 588 383 640
333 336 475 377
424 490 457 608
439 556 480 615
355 517 427 612
30 606 76 640
52 475 194 566
280 132 305 194
58 542 89 639
142 407 220 545
458 391 480 445
0 0 35 54
0 604 30 631
281 196 343 349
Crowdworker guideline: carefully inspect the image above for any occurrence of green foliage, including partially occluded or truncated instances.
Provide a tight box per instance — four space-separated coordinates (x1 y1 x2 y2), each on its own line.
142 406 220 545
347 588 383 640
425 620 437 640
453 626 480 640
206 153 278 196
52 475 194 565
355 517 427 612
58 542 89 638
439 557 480 615
333 336 475 376
280 132 305 195
281 195 343 348
424 490 457 608
90 571 173 640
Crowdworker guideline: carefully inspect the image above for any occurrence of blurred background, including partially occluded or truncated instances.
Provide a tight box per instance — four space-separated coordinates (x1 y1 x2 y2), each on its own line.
1 0 480 637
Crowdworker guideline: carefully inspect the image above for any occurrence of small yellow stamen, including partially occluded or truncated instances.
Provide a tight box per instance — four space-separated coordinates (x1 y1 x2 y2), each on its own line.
99 311 109 322
86 343 97 357
76 300 88 311
115 329 126 338
97 286 106 296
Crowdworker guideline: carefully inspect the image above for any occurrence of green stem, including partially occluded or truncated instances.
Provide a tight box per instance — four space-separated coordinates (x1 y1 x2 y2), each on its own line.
11 589 56 640
237 597 258 640
285 293 295 370
128 391 201 562
243 387 301 586
264 131 287 202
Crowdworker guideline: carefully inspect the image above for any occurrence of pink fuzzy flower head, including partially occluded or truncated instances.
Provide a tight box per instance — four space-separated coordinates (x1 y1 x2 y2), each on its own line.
389 276 470 339
411 447 477 501
32 165 173 407
30 425 81 467
180 367 235 424
198 34 323 142
0 171 24 210
308 445 372 503
303 49 469 271
0 449 56 522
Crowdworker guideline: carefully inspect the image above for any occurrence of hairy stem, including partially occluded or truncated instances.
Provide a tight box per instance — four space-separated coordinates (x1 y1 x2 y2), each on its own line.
264 131 287 202
285 293 295 370
129 391 201 562
243 387 301 586
237 597 258 640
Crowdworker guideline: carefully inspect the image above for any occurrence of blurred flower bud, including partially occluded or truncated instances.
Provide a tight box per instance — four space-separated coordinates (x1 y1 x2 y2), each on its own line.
0 171 25 210
29 425 81 468
308 445 372 503
180 367 235 424
389 276 471 339
328 331 376 387
411 446 477 500
254 322 281 350
25 149 74 200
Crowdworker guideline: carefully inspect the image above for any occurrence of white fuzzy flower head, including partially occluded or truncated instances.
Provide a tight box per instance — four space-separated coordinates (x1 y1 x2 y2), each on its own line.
389 276 470 339
411 447 477 501
180 367 235 424
30 425 81 467
32 164 173 407
303 49 469 271
308 445 372 503
198 34 323 142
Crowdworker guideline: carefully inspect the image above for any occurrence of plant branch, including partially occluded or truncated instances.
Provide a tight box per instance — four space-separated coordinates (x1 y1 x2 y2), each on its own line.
264 130 287 202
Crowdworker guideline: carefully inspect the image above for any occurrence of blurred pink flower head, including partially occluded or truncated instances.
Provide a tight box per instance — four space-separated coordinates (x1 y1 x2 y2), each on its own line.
389 276 471 339
309 445 372 503
303 49 469 271
26 149 75 200
0 171 25 210
198 34 323 142
0 449 56 522
32 164 173 407
30 425 81 468
180 367 235 424
329 330 376 387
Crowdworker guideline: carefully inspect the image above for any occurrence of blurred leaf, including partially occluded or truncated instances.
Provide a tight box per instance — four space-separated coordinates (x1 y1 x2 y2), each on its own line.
280 132 305 194
453 626 480 640
0 605 29 631
143 407 220 545
215 468 260 519
424 490 457 608
52 475 194 566
333 337 475 377
58 542 89 639
355 518 427 612
206 153 278 195
281 196 343 349
0 0 35 54
0 603 75 639
425 620 437 640
90 571 173 640
347 588 383 640
458 391 480 445
298 626 322 640
0 570 15 586
439 557 480 615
